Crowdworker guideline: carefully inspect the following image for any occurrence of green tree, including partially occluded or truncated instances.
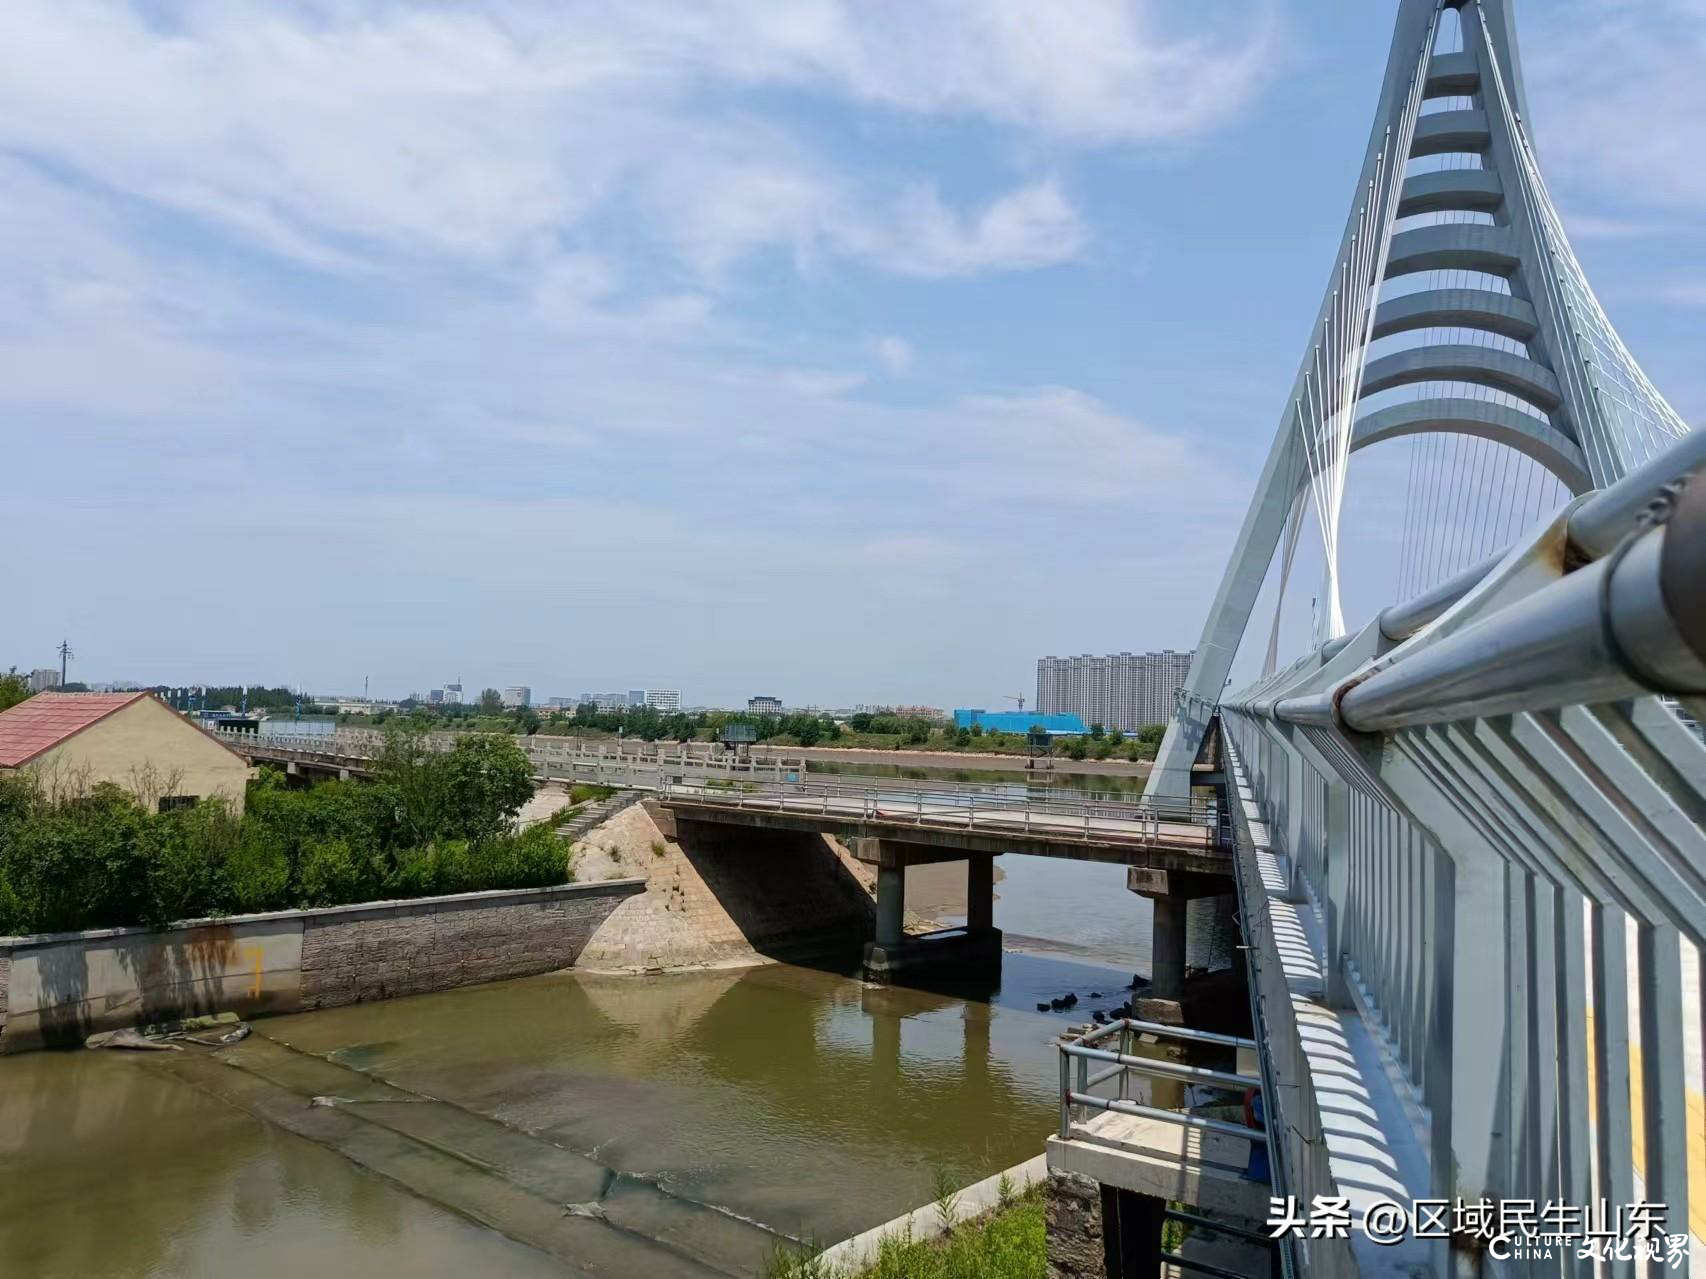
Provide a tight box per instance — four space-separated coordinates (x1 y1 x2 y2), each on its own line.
1090 723 1105 740
1063 738 1089 761
0 668 28 713
1107 728 1125 747
479 687 504 714
376 729 532 847
848 712 874 733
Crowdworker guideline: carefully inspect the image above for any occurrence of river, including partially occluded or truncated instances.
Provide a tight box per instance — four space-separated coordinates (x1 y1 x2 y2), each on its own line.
0 766 1227 1277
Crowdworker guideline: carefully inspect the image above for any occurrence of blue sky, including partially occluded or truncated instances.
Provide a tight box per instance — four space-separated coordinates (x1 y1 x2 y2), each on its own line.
4 0 1702 706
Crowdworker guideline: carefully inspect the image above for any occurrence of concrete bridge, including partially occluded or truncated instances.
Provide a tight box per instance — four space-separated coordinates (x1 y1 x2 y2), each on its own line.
217 729 811 789
654 776 1233 990
221 727 1238 1000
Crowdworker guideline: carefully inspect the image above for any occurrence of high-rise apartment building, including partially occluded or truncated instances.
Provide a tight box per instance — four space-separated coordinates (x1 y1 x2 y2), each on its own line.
748 695 783 716
644 689 681 712
27 668 60 693
1035 651 1193 735
502 685 532 709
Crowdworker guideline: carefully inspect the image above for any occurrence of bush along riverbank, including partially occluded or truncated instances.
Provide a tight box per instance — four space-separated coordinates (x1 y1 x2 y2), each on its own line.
763 1181 1046 1279
0 732 567 935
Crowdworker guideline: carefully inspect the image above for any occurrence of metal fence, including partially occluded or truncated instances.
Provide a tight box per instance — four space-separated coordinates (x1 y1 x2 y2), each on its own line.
659 775 1224 847
1222 425 1706 1264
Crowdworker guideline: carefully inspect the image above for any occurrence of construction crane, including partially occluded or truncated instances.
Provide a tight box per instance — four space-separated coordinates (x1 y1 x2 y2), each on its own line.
1004 694 1026 712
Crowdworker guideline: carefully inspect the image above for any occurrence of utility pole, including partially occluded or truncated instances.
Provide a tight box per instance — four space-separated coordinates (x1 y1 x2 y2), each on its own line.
57 638 73 687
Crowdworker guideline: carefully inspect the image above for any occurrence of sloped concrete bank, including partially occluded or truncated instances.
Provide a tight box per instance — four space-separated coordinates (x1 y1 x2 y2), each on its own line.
0 878 643 1053
573 800 879 972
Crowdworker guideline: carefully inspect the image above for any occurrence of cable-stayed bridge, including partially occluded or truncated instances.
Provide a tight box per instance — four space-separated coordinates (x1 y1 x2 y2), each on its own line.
1046 2 1705 1275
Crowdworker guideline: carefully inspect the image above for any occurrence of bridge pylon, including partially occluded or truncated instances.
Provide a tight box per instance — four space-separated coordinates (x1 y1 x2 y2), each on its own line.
1146 0 1694 800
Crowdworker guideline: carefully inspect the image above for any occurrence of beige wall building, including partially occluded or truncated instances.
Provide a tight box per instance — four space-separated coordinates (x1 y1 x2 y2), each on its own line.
0 692 254 815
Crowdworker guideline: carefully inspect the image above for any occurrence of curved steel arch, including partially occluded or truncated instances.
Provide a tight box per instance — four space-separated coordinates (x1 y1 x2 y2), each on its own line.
1147 0 1693 800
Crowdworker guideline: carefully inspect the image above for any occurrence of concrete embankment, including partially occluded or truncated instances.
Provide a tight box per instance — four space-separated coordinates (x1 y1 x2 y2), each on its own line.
573 800 877 972
814 1154 1049 1272
0 879 643 1053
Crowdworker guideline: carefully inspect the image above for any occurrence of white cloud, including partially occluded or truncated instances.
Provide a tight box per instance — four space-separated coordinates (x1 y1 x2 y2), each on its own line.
943 387 1208 506
871 336 915 375
872 181 1088 278
780 368 869 397
0 0 1272 280
1528 1 1706 212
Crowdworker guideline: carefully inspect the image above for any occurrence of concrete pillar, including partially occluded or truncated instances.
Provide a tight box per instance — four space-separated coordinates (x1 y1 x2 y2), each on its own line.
875 864 905 950
1150 893 1188 1002
966 855 994 932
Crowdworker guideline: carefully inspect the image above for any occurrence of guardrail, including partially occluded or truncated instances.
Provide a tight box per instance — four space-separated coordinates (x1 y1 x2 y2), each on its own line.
1222 428 1706 1252
658 776 1225 847
219 729 810 778
1058 1019 1278 1277
1057 1017 1264 1141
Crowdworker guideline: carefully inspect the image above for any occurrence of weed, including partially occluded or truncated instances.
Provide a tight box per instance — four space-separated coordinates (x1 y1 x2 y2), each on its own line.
930 1166 961 1234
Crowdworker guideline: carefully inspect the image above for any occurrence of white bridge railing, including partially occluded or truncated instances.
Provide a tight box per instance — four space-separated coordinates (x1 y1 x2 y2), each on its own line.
1224 427 1705 1271
658 776 1224 849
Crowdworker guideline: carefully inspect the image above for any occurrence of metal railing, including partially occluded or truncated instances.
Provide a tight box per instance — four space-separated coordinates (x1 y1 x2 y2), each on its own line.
219 728 809 779
659 776 1224 847
1056 1016 1265 1142
1223 426 1706 1251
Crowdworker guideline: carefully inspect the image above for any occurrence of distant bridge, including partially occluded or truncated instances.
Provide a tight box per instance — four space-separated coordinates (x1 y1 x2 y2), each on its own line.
218 729 811 789
220 726 1237 993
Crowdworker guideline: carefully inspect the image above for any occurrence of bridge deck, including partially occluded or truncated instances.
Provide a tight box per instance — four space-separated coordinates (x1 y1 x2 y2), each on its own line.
658 781 1227 863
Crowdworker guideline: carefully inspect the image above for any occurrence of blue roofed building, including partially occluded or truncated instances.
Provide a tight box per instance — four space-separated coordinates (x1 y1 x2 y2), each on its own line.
952 709 1088 736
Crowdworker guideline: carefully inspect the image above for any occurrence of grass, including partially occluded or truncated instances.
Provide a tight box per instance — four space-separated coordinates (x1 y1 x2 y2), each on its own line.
760 1186 1045 1279
569 783 616 805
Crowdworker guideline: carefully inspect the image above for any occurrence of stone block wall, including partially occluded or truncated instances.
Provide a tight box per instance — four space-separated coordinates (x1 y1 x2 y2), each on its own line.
300 883 637 1009
1046 1170 1108 1279
0 879 643 1052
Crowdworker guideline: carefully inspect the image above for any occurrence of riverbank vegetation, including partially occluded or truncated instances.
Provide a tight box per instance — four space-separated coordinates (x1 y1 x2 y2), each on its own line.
0 732 566 935
762 1185 1045 1279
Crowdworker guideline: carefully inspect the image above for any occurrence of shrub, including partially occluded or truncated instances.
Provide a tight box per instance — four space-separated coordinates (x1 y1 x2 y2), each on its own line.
0 747 571 932
2 782 149 932
297 838 378 907
474 824 570 890
226 834 293 913
143 799 240 925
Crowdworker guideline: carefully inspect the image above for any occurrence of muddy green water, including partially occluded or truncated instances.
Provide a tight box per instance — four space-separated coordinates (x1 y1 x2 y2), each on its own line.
0 948 1143 1278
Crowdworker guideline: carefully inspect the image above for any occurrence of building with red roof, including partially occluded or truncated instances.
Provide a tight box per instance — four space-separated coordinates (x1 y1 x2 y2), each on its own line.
0 692 254 814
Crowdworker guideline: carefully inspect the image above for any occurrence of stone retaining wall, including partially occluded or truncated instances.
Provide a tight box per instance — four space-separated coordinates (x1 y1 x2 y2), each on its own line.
0 879 644 1053
300 887 631 1009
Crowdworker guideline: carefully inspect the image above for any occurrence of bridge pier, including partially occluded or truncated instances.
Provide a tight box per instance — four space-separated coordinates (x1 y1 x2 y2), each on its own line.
1126 868 1233 1024
858 840 1001 984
